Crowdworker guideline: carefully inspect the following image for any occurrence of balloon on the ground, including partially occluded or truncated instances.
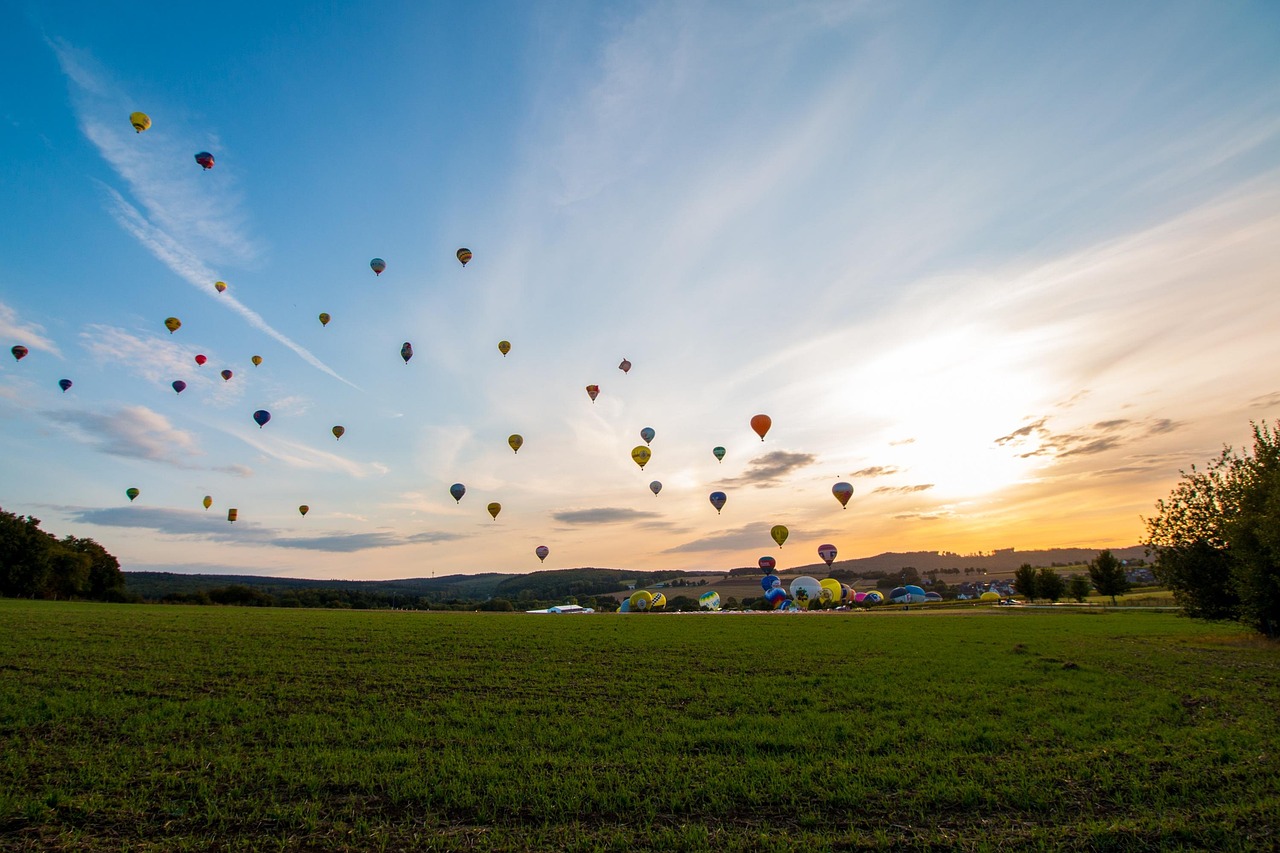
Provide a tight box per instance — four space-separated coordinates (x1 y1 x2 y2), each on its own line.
253 410 271 428
400 342 413 364
853 591 867 603
758 556 776 572
299 505 309 516
10 346 27 361
251 355 262 366
770 524 789 547
649 480 662 496
905 584 927 601
498 340 510 356
750 414 772 441
508 434 523 453
164 317 181 334
487 502 501 519
125 487 139 502
332 425 345 440
709 491 726 514
926 591 943 602
761 574 780 592
864 590 884 604
456 248 472 266
172 380 187 393
789 576 823 607
629 590 653 611
713 446 725 463
832 482 854 508
220 370 232 381
585 384 599 402
650 592 667 610
980 591 1000 601
535 545 549 563
370 258 386 276
203 496 212 510
618 358 631 373
619 598 631 613
195 152 215 170
194 354 207 365
631 446 651 469
640 427 655 445
58 379 72 392
129 112 151 132
819 578 842 604
227 508 238 523
818 544 838 567
764 587 788 608
449 483 466 503
699 591 721 610
214 281 227 293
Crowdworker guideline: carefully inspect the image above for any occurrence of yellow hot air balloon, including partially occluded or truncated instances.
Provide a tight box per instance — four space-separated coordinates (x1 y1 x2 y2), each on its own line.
498 340 511 356
214 281 227 293
227 508 238 523
629 590 654 612
319 313 330 326
251 355 262 366
508 434 524 453
299 505 310 516
164 317 181 334
487 502 502 520
332 425 345 440
202 495 212 510
770 524 789 547
631 446 652 469
129 112 151 132
457 248 472 266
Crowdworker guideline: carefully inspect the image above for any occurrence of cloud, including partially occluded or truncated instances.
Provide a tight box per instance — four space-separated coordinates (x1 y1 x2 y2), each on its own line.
664 522 794 554
850 465 900 478
721 451 817 486
889 438 916 446
79 324 231 395
233 431 388 479
893 510 953 521
44 405 202 467
1249 392 1280 409
0 301 60 357
994 416 1185 460
872 484 935 495
553 507 662 524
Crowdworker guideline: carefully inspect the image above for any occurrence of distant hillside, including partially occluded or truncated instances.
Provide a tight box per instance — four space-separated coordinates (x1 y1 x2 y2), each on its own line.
124 571 516 601
727 546 1149 578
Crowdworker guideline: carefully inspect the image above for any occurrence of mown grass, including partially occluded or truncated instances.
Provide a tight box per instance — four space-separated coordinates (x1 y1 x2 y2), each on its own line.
1 601 1277 851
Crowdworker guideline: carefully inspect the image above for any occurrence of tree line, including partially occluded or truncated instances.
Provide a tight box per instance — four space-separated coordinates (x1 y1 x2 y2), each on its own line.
0 508 127 601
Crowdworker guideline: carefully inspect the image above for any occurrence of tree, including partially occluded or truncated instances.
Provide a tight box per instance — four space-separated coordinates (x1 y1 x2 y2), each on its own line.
1012 563 1038 600
1088 549 1129 605
1068 575 1092 603
1036 567 1065 603
1145 421 1280 637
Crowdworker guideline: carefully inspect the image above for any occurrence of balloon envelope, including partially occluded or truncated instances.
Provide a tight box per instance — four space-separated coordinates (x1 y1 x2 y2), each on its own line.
980 591 1001 601
832 482 854 508
629 590 653 612
498 340 510 356
214 281 227 293
649 480 662 496
58 379 72 392
456 248 472 266
640 427 655 445
487 502 501 519
227 508 238 523
699 591 721 611
129 111 151 132
203 495 212 509
125 487 139 502
449 483 466 503
535 545 549 562
318 313 330 326
758 556 777 573
172 380 187 393
508 434 523 453
195 151 214 170
709 491 727 513
650 592 667 610
370 258 386 275
631 446 651 469
750 414 772 440
819 578 843 604
164 317 181 333
818 544 838 566
789 576 823 608
401 342 413 363
251 355 262 366
864 590 884 604
889 587 910 604
332 425 345 440
253 410 271 428
586 384 600 402
761 574 780 592
10 346 27 361
764 587 788 608
220 370 232 381
713 446 725 462
770 524 789 547
194 354 207 365
299 505 309 516
618 358 631 373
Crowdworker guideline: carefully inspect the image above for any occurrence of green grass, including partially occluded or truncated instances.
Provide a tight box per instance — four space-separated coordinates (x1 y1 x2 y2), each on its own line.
1 601 1277 850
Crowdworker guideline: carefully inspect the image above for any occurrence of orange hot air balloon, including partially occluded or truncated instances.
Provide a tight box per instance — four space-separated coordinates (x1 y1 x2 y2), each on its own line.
332 425 345 440
750 414 772 441
586 384 600 403
214 281 227 293
457 248 472 266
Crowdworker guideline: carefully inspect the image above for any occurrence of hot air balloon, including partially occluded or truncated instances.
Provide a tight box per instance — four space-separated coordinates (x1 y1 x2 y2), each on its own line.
456 248 472 266
508 434 524 453
299 505 309 516
129 111 151 132
819 578 843 605
58 379 72 393
586 385 600 402
764 587 788 609
761 574 781 592
818 544 838 567
713 446 726 463
164 317 181 334
535 545 549 563
709 491 727 514
631 446 651 469
789 576 823 608
864 590 884 604
487 502 501 520
10 346 27 361
251 355 262 366
227 508 238 523
253 410 271 428
401 342 413 364
370 258 386 276
649 480 662 496
172 380 187 394
750 414 772 441
618 358 631 374
195 152 214 170
214 281 227 293
699 591 721 611
650 592 667 610
498 340 510 356
318 313 330 327
126 487 139 502
771 524 789 547
203 495 212 510
640 427 655 445
220 370 233 381
629 590 653 612
759 556 776 573
332 426 345 440
194 354 207 366
832 482 854 508
449 483 466 503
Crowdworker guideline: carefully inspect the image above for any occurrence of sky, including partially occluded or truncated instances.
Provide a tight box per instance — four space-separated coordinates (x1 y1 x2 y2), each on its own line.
1 1 1278 580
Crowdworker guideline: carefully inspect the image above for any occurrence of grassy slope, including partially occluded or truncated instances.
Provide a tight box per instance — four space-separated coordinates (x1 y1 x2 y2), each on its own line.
0 601 1276 851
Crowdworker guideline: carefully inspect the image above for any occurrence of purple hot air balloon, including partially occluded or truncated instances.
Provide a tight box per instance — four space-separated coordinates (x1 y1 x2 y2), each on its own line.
172 380 187 394
58 379 72 393
535 545 549 563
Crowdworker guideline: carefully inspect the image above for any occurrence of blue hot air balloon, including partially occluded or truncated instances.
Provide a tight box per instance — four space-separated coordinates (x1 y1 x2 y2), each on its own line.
640 426 655 446
709 491 727 514
449 483 466 504
253 410 271 428
171 380 187 394
58 379 72 393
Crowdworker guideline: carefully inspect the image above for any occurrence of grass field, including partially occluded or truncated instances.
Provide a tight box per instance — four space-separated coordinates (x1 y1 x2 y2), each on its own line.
1 601 1277 851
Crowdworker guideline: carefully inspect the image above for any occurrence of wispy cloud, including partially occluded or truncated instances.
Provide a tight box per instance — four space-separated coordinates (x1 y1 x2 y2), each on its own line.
663 522 809 554
995 416 1184 460
553 507 662 524
850 465 900 478
79 324 231 396
0 301 60 357
871 484 935 495
233 430 389 479
721 451 817 486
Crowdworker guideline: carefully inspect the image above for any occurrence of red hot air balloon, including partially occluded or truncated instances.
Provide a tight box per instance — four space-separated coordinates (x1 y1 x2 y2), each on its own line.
194 354 207 366
195 152 215 170
535 545 549 563
818 544 838 567
832 482 854 508
11 346 28 361
585 384 600 402
619 358 631 374
750 414 772 441
759 556 776 573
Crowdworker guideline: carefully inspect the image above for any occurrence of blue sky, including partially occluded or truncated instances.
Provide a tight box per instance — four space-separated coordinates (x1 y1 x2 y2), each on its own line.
2 1 1278 579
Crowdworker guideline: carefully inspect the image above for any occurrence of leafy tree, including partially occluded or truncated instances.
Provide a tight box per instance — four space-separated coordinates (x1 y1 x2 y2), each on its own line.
1068 575 1092 603
1036 567 1065 603
1012 563 1038 600
1088 549 1129 605
1145 421 1280 636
